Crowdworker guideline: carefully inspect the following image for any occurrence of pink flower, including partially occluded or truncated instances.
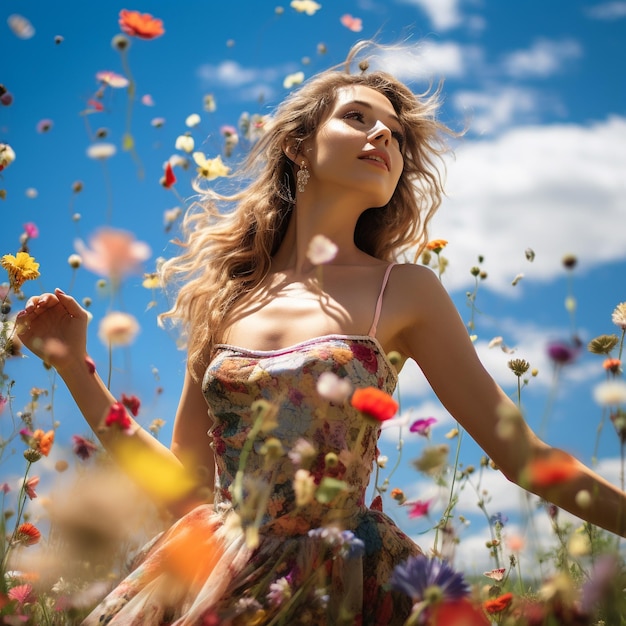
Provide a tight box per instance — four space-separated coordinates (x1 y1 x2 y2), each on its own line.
24 476 39 500
407 498 432 519
104 402 133 432
121 393 141 416
1 482 10 494
410 417 437 437
23 222 39 238
74 227 151 283
8 583 34 605
340 14 363 32
72 435 99 460
0 393 7 415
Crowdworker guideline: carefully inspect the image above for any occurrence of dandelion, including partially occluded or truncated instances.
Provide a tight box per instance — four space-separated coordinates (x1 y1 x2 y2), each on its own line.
193 152 230 180
612 302 626 330
118 9 164 39
1 252 40 292
98 311 140 347
290 0 322 16
351 387 398 422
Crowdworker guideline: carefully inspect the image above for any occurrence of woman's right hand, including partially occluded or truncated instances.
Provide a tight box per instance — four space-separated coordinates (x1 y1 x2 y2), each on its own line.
16 288 91 373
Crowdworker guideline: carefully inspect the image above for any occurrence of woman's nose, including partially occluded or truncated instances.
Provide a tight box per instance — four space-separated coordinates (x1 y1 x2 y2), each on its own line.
368 120 391 144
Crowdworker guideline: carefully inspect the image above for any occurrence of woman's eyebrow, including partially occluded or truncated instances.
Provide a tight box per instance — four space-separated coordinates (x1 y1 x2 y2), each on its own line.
344 99 401 125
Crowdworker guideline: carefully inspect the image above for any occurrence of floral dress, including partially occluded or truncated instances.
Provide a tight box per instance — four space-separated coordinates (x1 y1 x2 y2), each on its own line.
83 267 421 626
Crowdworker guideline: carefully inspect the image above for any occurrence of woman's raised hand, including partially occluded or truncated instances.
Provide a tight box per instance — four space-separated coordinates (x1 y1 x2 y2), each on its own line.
16 288 90 373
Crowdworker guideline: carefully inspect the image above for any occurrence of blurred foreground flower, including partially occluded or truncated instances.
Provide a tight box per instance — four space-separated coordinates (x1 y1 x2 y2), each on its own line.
98 311 140 347
118 9 164 39
1 251 40 291
193 152 230 180
75 227 151 284
522 449 579 489
283 71 305 89
351 387 398 422
340 14 363 32
306 234 338 265
15 522 41 546
612 302 626 329
290 0 322 15
0 142 16 170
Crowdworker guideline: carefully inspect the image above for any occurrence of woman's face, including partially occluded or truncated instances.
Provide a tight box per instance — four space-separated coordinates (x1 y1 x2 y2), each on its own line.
304 85 405 208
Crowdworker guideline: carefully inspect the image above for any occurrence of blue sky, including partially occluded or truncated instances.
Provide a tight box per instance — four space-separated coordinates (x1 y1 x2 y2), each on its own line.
2 0 626 573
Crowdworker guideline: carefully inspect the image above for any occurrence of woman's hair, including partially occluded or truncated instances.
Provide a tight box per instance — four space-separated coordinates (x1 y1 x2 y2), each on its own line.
159 41 457 378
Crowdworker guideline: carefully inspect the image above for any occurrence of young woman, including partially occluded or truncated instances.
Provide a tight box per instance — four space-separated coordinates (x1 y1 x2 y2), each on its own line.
16 43 625 625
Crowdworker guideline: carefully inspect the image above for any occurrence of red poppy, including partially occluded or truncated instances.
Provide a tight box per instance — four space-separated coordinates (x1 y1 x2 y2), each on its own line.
524 449 579 489
16 522 41 546
428 598 490 625
121 393 141 416
161 162 176 188
350 387 398 422
484 591 514 614
105 402 132 431
119 9 164 40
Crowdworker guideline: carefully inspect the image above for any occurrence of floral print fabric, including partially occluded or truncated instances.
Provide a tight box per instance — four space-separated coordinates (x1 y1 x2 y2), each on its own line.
83 335 421 625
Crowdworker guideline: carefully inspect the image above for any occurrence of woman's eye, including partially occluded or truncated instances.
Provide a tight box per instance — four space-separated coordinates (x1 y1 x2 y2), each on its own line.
392 130 405 149
343 110 365 122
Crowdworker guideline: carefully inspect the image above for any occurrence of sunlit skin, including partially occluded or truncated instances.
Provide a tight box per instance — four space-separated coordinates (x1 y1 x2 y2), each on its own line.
16 87 626 535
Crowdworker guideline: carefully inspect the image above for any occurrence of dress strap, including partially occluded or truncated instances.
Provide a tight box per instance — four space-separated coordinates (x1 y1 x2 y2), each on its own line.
368 263 397 338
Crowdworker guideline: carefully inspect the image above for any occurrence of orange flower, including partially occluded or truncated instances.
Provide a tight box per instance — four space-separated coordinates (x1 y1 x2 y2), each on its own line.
524 449 579 489
32 429 54 456
16 522 41 546
484 592 514 614
426 239 448 252
351 387 398 422
429 598 490 626
118 9 164 39
603 358 622 374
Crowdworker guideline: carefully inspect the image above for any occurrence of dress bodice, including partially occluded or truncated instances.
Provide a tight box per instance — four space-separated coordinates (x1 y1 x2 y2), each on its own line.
202 335 398 533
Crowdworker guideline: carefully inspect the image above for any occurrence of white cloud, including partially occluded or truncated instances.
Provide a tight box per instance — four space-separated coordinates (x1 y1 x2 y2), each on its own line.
396 0 463 31
502 38 583 79
585 1 626 19
427 116 626 293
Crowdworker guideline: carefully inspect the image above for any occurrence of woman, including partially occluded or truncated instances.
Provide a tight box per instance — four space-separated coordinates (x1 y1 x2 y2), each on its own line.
16 43 625 625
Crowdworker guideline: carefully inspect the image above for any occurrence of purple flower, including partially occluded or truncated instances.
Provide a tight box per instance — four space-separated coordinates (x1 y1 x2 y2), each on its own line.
546 339 581 366
489 512 508 527
410 417 437 436
389 555 469 603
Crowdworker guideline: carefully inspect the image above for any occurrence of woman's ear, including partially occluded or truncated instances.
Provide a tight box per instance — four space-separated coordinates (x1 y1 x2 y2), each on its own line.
282 141 299 163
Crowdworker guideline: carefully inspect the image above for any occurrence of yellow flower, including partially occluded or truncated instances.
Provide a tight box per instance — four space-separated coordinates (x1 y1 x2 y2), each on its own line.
291 0 322 15
426 239 448 252
192 152 230 180
142 273 160 289
283 71 305 89
1 251 40 291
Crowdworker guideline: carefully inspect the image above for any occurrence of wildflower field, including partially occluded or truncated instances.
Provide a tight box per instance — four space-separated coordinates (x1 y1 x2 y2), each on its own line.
2 3 626 624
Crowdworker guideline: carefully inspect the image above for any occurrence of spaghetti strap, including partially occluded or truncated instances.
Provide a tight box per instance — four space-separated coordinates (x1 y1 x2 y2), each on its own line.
368 263 397 338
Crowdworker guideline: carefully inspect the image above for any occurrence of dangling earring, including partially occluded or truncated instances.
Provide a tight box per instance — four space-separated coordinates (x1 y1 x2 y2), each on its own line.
296 161 310 193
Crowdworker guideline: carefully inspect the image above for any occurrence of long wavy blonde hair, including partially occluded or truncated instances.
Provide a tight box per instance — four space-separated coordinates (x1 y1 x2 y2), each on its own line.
159 42 457 378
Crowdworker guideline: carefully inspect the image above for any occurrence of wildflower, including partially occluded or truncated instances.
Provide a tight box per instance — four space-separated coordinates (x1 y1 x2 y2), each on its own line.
315 476 348 504
75 227 150 282
260 438 285 463
98 311 140 346
593 380 626 406
290 0 322 16
306 234 338 265
193 152 230 180
340 14 363 32
141 94 154 106
0 143 16 170
351 387 398 422
15 522 41 545
267 577 292 607
490 512 508 527
96 70 130 88
142 273 160 289
250 399 279 433
610 410 626 443
175 134 195 153
376 455 388 468
391 488 406 504
118 9 164 39
390 554 469 604
32 429 54 456
562 254 577 269
151 116 166 127
120 393 140 416
8 14 35 39
412 444 449 475
588 334 619 355
603 358 622 374
410 417 437 436
86 142 117 159
8 583 34 605
407 499 432 519
612 302 626 329
523 449 579 489
484 592 514 614
185 113 201 128
164 207 182 231
316 370 351 403
288 438 317 467
161 162 176 188
483 568 506 582
149 418 166 436
508 358 530 377
23 222 38 239
104 402 133 432
283 71 305 89
426 239 448 253
1 252 40 291
546 340 579 366
67 253 82 269
24 476 39 499
293 468 316 506
429 598 490 625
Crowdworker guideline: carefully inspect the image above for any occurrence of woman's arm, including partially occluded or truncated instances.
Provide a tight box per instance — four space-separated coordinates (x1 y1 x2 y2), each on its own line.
16 289 214 517
391 265 625 536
